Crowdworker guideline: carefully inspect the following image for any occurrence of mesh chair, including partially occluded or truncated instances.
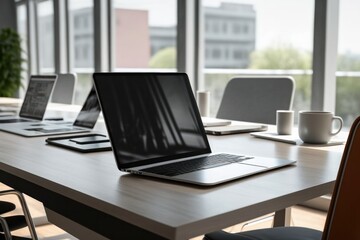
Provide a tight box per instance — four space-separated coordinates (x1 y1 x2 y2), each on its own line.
51 73 77 104
204 115 360 240
0 190 38 240
216 76 295 124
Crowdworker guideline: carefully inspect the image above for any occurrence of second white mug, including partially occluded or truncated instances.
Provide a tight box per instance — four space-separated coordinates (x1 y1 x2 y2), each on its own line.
276 110 294 135
197 91 210 117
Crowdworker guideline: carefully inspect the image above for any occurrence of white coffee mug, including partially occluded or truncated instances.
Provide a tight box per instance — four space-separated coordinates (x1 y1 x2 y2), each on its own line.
276 110 294 135
298 111 343 144
197 91 210 117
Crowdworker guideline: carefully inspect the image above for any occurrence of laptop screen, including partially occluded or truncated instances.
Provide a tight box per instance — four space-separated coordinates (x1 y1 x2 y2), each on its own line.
19 75 57 120
73 86 101 128
93 72 211 169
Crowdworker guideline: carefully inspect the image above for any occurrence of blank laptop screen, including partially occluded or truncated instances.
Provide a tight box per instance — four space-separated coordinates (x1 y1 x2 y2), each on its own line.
73 87 101 128
19 75 57 120
94 73 211 169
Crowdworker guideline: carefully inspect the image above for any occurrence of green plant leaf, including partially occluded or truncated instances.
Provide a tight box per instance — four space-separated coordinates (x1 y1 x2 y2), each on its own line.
0 28 24 97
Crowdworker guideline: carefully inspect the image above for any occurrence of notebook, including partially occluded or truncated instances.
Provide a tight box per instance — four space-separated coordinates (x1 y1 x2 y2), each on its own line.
251 131 347 146
205 124 268 135
0 87 102 137
0 75 57 124
201 117 231 127
93 72 296 186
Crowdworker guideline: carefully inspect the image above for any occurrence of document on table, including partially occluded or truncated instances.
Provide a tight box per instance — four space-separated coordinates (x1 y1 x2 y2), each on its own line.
251 131 347 146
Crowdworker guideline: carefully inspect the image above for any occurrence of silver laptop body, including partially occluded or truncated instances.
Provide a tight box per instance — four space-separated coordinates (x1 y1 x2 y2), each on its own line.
0 87 101 137
0 75 57 124
93 72 296 186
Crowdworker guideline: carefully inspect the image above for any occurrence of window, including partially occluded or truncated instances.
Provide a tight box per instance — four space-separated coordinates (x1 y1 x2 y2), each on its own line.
233 23 242 34
83 15 88 29
233 50 243 60
74 16 80 29
15 0 343 119
112 0 177 70
212 22 220 33
68 0 94 104
16 3 28 96
243 24 249 34
212 48 221 59
37 0 54 74
205 22 210 33
222 22 228 33
225 48 229 59
202 0 314 117
336 0 360 127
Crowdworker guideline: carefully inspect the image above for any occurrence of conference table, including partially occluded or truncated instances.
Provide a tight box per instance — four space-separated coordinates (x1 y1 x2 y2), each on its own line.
0 99 344 239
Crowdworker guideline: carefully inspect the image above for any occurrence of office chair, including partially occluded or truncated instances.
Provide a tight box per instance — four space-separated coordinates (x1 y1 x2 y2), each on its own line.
216 76 295 124
51 73 77 104
204 115 360 240
0 190 38 240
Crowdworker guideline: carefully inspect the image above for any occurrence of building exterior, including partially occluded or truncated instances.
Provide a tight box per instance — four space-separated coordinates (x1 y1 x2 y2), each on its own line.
72 8 94 68
114 8 151 68
149 3 256 68
38 2 256 69
204 3 256 68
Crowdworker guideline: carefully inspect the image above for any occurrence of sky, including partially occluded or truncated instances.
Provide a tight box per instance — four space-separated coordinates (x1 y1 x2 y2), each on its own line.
47 0 360 55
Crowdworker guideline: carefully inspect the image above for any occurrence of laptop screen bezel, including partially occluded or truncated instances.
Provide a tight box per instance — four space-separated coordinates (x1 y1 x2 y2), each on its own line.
93 72 212 169
19 75 57 120
73 86 101 129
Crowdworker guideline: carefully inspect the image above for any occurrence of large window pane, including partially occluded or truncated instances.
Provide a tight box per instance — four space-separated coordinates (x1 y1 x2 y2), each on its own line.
113 0 177 70
69 0 94 104
37 0 54 74
202 0 314 117
336 0 360 127
16 3 28 96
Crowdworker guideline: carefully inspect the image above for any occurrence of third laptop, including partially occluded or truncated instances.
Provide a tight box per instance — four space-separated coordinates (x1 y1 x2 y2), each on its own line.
0 75 57 124
0 87 101 137
93 72 296 186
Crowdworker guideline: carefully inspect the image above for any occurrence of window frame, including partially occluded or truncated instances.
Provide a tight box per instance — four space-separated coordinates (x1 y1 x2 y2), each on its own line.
16 0 340 113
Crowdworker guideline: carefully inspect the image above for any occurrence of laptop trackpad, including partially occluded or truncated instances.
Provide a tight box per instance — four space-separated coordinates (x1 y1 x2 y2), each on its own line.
176 163 266 185
242 158 293 168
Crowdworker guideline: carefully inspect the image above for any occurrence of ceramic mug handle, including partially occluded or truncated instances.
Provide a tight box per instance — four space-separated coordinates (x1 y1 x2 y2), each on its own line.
331 116 343 136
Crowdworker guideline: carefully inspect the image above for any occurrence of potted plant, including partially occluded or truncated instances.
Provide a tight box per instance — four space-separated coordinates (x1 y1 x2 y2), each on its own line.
0 28 23 97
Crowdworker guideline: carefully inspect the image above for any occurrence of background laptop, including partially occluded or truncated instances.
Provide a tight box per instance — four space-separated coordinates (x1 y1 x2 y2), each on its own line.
0 87 101 137
93 72 295 186
0 75 57 124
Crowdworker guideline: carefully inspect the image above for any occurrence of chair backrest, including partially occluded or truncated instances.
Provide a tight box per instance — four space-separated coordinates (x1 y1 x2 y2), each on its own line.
322 116 360 240
216 76 295 124
51 73 77 104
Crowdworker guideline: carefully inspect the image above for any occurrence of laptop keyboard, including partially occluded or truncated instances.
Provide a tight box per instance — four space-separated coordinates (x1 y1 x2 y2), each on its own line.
141 154 254 176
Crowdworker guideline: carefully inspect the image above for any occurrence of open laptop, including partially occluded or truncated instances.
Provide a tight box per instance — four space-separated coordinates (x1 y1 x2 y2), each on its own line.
0 75 57 124
93 72 296 186
0 87 101 137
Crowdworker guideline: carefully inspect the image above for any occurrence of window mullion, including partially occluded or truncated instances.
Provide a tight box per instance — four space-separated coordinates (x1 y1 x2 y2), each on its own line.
53 0 68 73
93 0 110 72
177 0 201 89
311 0 340 112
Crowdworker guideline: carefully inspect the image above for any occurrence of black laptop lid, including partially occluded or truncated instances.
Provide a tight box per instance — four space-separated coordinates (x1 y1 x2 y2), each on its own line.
73 86 101 129
93 72 211 169
19 75 57 120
